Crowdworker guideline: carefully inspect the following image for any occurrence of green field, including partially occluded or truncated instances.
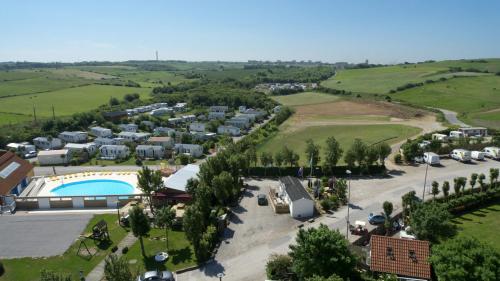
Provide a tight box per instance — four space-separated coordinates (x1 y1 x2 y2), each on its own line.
257 123 421 165
271 91 340 107
321 59 500 95
0 84 150 119
0 214 128 281
0 112 34 126
394 75 500 128
451 202 500 253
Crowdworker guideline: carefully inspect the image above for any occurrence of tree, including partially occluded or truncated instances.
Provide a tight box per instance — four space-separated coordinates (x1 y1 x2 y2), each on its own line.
323 137 343 175
40 270 72 281
410 202 455 243
376 142 392 165
348 138 367 167
490 168 499 188
470 173 478 191
383 201 394 235
128 206 151 257
183 203 206 250
305 139 321 168
212 171 234 205
343 150 356 168
109 97 120 106
137 166 164 214
104 254 134 281
306 274 343 281
275 150 284 174
430 236 500 281
453 177 461 196
401 140 422 162
155 206 176 250
365 146 379 166
431 181 440 198
479 173 486 192
246 146 258 167
289 224 356 279
266 254 294 280
282 146 299 167
260 151 272 176
442 181 450 199
458 177 467 193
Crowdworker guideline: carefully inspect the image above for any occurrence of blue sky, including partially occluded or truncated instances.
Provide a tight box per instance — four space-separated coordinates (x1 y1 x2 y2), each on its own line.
1 0 500 63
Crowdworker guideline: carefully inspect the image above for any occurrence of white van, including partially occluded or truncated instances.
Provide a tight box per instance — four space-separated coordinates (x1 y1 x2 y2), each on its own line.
423 152 440 165
451 149 472 162
471 151 485 161
483 147 500 160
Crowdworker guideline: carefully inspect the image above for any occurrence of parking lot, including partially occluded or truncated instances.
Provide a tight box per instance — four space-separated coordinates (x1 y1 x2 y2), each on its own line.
0 213 92 258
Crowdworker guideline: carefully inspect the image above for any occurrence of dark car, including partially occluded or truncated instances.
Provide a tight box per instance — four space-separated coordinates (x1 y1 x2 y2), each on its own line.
137 270 174 281
257 194 267 205
368 213 386 225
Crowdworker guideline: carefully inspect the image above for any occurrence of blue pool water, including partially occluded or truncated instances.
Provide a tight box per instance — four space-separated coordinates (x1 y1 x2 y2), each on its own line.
51 179 134 196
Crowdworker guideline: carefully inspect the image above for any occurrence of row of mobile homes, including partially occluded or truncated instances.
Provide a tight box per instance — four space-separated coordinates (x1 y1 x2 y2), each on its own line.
189 122 206 132
136 145 165 159
117 132 151 142
154 127 176 136
90 126 112 138
63 143 98 156
148 137 174 149
119 123 138 132
217 125 241 136
58 131 88 143
99 145 130 160
174 144 203 158
33 137 63 150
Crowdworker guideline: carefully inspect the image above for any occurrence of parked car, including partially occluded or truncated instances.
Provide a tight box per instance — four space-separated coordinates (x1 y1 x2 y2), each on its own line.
24 150 37 159
368 213 386 225
137 270 174 281
257 194 267 205
450 149 471 163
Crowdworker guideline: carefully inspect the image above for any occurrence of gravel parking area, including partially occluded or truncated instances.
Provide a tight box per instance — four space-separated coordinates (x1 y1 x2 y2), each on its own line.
0 214 92 258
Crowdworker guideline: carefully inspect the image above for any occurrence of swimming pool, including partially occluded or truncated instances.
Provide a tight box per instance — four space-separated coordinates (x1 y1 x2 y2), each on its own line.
51 179 135 196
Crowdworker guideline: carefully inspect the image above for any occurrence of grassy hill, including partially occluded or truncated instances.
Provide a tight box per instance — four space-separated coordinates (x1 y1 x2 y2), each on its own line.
321 59 500 95
271 91 340 106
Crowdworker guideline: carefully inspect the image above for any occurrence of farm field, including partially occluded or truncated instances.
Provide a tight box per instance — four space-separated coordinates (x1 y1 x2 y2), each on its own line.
0 112 34 126
257 123 421 165
0 84 150 120
271 91 339 106
394 75 500 128
451 201 500 253
321 59 500 95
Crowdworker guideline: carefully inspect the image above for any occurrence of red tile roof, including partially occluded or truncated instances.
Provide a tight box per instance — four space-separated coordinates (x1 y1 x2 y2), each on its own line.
0 151 34 195
370 235 431 280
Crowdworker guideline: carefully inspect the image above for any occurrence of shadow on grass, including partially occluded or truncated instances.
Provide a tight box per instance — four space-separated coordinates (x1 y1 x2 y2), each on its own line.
170 246 194 265
470 212 486 217
457 216 473 221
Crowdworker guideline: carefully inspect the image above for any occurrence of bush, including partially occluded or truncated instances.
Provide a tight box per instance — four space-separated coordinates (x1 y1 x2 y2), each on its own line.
266 254 294 280
121 246 129 254
320 199 333 211
111 246 118 253
0 261 4 276
135 158 143 166
394 153 402 164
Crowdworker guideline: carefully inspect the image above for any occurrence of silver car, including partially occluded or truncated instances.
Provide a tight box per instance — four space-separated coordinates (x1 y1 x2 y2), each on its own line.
137 270 174 281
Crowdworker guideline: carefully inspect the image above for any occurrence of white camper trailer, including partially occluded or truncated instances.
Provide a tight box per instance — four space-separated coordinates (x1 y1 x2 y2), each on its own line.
423 152 440 165
451 149 472 163
483 147 500 160
471 151 485 161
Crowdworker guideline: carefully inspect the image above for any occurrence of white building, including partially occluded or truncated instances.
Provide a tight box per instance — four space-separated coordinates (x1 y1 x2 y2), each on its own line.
63 143 98 156
58 131 88 143
38 150 70 166
119 123 138 132
136 145 165 159
174 144 203 158
182 114 197 123
147 136 174 149
90 126 112 138
458 127 488 137
154 127 176 136
94 137 115 146
278 176 314 219
217 125 241 136
99 145 130 160
208 111 226 120
225 118 250 129
33 137 63 150
117 132 151 142
449 131 464 139
6 142 36 154
163 164 200 192
189 122 206 132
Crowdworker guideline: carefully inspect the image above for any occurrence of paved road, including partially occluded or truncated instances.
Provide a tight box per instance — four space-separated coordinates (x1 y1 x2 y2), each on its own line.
0 213 92 258
435 108 469 127
178 158 500 281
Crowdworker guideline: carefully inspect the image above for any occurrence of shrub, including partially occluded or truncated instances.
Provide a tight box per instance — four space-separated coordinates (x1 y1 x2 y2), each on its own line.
266 254 294 280
0 261 4 276
121 246 129 254
320 199 333 211
111 246 118 253
394 153 402 164
135 158 143 166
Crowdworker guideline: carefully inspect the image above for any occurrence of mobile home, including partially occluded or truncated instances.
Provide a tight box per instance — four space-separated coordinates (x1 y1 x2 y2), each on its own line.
451 149 471 163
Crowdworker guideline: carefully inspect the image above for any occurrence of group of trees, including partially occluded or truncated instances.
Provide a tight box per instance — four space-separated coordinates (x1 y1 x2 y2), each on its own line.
430 168 499 201
343 139 391 169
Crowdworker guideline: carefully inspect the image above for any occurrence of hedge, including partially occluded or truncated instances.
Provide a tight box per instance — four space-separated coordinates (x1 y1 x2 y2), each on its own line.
426 184 500 215
246 165 386 177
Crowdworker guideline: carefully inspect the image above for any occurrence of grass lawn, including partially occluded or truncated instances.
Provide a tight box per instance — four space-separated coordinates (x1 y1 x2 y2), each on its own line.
124 228 197 273
0 214 129 281
0 84 151 120
271 91 340 107
450 201 500 253
257 123 421 165
0 112 33 126
0 75 90 97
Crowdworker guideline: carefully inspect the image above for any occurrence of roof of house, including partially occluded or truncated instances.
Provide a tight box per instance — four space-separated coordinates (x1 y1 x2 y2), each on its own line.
370 235 431 280
163 164 200 192
148 136 173 142
136 145 163 150
38 149 69 156
0 151 34 195
59 131 87 136
279 176 312 202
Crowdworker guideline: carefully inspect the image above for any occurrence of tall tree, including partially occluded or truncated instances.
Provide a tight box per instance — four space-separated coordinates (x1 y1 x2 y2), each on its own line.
323 136 343 175
383 201 394 235
430 236 500 281
104 254 134 281
260 151 271 176
183 204 205 250
478 173 486 192
305 139 321 168
442 181 450 200
453 177 461 196
128 206 151 257
490 168 499 188
343 150 356 168
155 206 176 250
410 202 455 243
470 173 478 192
376 142 392 166
431 181 440 198
137 166 164 214
275 150 284 173
289 224 356 279
349 138 367 167
212 171 234 205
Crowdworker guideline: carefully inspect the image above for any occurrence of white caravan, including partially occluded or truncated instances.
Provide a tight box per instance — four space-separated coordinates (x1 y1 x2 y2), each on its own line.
451 149 472 163
471 151 485 161
483 147 500 160
423 152 440 165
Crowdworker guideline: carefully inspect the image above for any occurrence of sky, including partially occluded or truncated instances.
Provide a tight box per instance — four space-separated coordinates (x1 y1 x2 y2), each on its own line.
1 0 500 64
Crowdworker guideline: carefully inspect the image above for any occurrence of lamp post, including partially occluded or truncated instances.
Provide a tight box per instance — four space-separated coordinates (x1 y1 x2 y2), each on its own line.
217 273 225 281
345 169 352 239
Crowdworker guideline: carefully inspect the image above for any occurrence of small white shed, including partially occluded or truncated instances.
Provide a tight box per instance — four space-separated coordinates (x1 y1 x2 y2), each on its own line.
279 176 314 219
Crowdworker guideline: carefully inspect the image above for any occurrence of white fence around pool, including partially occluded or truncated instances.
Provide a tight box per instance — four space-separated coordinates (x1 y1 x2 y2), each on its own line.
15 194 145 210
